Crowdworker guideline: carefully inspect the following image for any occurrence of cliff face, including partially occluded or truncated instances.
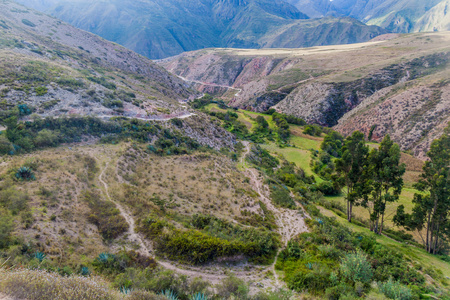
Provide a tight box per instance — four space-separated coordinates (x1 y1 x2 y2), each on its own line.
160 32 450 157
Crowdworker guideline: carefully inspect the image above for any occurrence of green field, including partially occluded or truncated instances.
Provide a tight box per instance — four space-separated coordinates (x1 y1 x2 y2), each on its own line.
319 205 450 279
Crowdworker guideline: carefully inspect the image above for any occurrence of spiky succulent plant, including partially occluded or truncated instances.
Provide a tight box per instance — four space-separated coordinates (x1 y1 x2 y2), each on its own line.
159 290 179 300
15 166 36 181
33 251 46 263
190 292 208 300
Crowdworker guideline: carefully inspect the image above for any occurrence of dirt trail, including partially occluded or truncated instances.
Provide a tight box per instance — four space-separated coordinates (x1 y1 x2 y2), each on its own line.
95 143 307 289
98 160 152 256
0 293 14 300
242 142 308 288
97 158 231 284
176 74 242 97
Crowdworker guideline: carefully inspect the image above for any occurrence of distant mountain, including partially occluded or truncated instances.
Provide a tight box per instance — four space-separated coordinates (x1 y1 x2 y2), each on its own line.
15 0 386 59
285 0 449 33
160 32 450 157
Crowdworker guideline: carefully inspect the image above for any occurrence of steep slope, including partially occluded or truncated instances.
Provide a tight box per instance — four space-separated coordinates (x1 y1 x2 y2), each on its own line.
0 0 196 120
15 0 387 59
160 32 450 157
414 0 450 32
286 0 449 33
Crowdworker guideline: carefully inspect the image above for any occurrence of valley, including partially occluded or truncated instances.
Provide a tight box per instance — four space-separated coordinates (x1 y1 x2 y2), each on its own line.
161 32 450 158
0 1 449 299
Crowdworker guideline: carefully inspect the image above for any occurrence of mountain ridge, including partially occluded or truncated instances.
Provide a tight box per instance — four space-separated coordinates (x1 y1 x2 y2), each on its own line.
15 0 387 59
160 32 450 158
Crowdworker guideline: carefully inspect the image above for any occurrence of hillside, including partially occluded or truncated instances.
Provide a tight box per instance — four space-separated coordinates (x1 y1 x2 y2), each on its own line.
160 32 450 158
0 0 202 123
15 0 387 59
285 0 450 33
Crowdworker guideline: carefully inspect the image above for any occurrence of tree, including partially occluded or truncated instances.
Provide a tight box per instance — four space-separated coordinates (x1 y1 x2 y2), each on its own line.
364 135 405 234
321 131 344 157
256 116 269 129
394 125 450 254
335 131 370 222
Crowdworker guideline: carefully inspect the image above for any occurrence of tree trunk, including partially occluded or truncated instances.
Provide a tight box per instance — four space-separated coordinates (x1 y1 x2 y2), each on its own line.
426 212 432 252
349 202 353 223
380 212 385 235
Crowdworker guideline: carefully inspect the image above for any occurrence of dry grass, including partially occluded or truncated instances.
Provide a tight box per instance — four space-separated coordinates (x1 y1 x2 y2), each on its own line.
110 144 261 222
0 268 119 300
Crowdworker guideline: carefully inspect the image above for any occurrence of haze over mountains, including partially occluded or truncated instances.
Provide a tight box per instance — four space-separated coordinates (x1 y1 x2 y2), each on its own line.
287 0 450 32
15 0 388 59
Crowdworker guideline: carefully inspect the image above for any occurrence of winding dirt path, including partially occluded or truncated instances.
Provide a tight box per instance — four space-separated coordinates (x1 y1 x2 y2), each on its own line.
176 74 242 97
95 142 307 289
242 142 308 288
97 159 231 284
98 160 152 256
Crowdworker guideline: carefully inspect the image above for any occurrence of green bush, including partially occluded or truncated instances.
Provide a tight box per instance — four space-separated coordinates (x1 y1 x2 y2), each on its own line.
0 135 13 155
216 275 249 300
33 129 60 148
21 19 36 27
0 186 29 214
340 250 373 285
0 208 13 248
379 278 413 300
35 86 48 96
270 185 295 208
84 191 128 240
303 125 323 137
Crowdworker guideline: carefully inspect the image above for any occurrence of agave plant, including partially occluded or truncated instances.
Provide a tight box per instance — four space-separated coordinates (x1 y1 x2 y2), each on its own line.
33 251 46 263
159 290 179 300
16 166 36 181
119 286 133 295
80 266 90 276
97 252 113 263
190 292 208 300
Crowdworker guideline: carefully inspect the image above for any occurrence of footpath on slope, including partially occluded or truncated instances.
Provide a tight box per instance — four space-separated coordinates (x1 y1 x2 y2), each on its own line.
241 141 309 288
176 74 242 97
96 141 308 289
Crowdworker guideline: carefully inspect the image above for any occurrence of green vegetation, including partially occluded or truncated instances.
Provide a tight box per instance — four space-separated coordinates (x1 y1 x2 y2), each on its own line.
84 190 128 240
276 207 435 299
140 214 278 265
394 124 450 254
21 19 35 27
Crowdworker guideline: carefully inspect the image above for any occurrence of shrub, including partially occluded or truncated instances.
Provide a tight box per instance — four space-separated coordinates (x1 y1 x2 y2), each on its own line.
33 129 60 148
35 86 48 96
379 278 413 300
270 185 295 208
340 250 373 285
303 125 322 137
84 191 128 240
0 269 118 299
216 275 249 300
0 186 29 214
0 208 13 248
288 266 332 295
21 19 36 27
0 135 13 155
127 290 167 300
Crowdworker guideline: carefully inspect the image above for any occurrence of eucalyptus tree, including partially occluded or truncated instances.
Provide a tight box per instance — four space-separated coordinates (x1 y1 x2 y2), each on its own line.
394 125 450 254
364 135 405 234
335 131 370 222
